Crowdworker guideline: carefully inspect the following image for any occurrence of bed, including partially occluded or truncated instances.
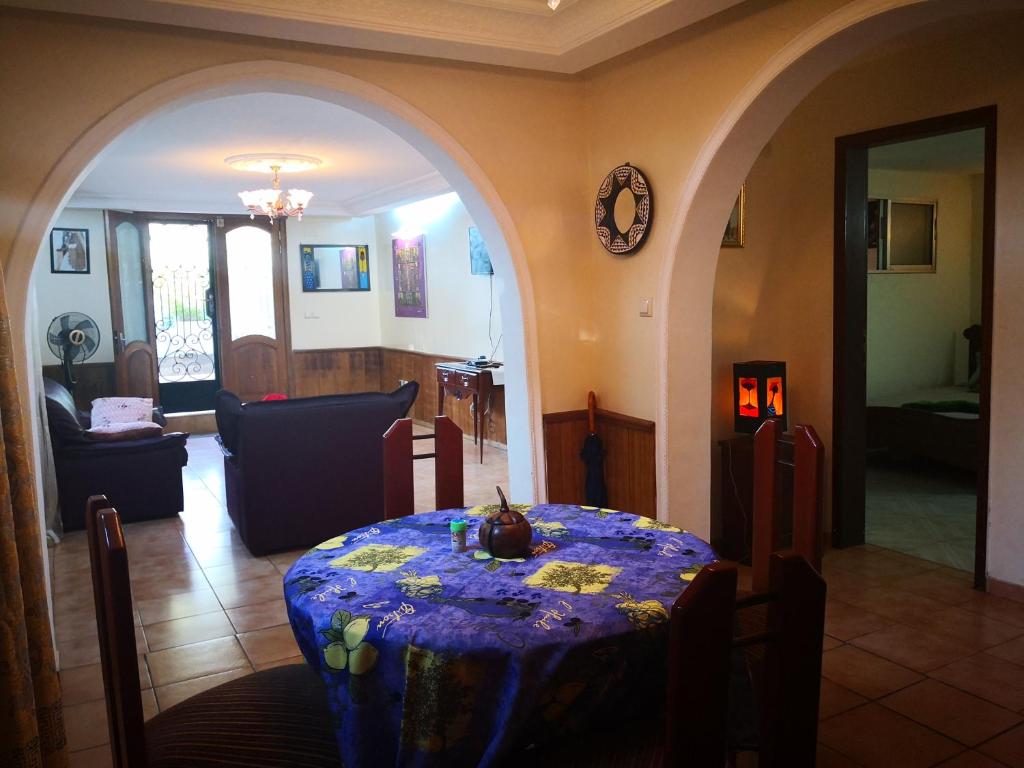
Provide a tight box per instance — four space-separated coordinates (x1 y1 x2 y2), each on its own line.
865 325 981 473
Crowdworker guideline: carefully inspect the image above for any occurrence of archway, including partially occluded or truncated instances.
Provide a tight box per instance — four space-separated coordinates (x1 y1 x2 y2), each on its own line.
655 0 1024 536
7 60 544 507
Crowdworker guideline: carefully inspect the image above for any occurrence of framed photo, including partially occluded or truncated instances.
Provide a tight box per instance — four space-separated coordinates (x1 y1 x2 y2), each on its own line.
50 228 90 273
392 235 427 318
300 244 371 291
468 226 493 275
722 184 746 248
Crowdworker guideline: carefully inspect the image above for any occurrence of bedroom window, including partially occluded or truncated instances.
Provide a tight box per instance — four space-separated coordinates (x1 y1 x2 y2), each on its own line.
867 197 937 273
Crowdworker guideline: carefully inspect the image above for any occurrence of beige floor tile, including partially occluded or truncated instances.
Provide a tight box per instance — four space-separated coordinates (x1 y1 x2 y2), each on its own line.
819 678 867 721
254 655 306 671
825 599 895 641
821 646 922 700
881 679 1022 747
60 663 104 706
904 606 1024 651
58 634 101 669
137 588 222 625
895 569 979 606
268 549 308 573
986 634 1024 666
237 624 302 666
202 557 278 585
153 666 252 711
823 635 844 651
960 593 1024 629
212 575 284 609
815 743 862 768
130 568 211 601
977 723 1024 766
850 624 976 672
931 653 1024 711
936 750 1011 767
64 698 109 751
146 636 250 687
189 544 261 569
142 688 159 721
143 610 235 651
68 744 112 768
226 599 289 633
819 703 962 768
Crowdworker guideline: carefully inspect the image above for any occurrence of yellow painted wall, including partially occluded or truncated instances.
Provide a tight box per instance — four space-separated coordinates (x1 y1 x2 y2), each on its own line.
709 15 1024 584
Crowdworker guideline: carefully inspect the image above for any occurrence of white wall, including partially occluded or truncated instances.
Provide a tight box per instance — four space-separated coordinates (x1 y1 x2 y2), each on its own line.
285 215 381 349
33 209 113 365
866 170 979 400
374 194 503 361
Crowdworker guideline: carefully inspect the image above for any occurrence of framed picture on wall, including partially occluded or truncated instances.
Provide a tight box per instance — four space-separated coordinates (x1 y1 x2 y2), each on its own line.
468 226 493 275
50 228 90 274
300 244 371 291
392 234 427 318
721 184 746 248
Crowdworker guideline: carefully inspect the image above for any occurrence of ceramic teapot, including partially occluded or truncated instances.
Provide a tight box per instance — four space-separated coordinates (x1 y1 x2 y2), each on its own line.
478 486 533 559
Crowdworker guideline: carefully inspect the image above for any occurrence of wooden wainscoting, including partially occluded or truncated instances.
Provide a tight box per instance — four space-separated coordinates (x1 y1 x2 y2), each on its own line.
290 348 384 397
289 347 507 446
42 362 116 410
543 408 656 519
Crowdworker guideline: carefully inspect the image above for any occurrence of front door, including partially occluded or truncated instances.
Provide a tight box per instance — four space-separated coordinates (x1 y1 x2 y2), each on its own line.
148 219 221 412
105 212 159 401
215 216 291 401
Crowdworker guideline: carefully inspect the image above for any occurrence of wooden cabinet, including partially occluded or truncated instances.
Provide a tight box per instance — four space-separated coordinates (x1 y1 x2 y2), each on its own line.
436 363 501 464
716 434 795 562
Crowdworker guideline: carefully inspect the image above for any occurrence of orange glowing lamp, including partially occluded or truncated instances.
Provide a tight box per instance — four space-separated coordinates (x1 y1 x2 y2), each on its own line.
733 361 787 433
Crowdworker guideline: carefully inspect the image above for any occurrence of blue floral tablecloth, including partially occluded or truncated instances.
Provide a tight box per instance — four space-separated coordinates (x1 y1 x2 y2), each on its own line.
284 503 717 768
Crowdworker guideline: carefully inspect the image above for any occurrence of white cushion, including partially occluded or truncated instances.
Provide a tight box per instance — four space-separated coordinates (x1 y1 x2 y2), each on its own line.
91 397 153 427
86 421 164 442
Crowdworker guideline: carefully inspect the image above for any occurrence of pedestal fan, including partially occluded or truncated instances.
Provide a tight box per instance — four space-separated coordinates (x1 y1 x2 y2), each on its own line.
46 312 100 392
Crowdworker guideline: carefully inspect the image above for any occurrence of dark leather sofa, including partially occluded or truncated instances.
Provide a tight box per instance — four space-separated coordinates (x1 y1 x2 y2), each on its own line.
43 378 189 531
215 382 419 555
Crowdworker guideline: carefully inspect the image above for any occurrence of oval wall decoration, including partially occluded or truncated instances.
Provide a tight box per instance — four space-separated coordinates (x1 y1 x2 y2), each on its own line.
595 163 653 255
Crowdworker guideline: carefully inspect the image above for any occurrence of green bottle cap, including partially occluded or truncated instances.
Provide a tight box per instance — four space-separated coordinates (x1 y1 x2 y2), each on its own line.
449 520 467 532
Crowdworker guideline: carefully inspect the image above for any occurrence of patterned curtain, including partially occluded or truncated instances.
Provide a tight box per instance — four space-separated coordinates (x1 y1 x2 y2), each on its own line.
0 266 68 768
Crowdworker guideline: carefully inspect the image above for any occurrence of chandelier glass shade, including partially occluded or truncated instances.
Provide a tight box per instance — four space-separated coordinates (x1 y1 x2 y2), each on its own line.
226 154 320 222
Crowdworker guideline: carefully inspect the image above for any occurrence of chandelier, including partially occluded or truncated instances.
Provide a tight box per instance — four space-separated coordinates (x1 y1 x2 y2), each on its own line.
225 153 320 221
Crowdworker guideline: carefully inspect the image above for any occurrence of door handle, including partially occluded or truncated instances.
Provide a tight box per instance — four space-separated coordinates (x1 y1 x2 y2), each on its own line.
114 331 126 355
205 288 216 319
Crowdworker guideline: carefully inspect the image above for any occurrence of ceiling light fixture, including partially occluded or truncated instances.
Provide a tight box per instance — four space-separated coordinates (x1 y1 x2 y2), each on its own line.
547 0 560 9
226 153 320 221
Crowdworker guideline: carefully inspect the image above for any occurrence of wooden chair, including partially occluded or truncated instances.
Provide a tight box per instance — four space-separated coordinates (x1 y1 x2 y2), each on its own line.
751 418 824 592
526 552 825 768
383 415 464 519
85 498 342 768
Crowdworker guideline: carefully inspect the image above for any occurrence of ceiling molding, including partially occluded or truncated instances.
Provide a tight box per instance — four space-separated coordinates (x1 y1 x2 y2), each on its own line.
0 0 745 73
339 171 452 216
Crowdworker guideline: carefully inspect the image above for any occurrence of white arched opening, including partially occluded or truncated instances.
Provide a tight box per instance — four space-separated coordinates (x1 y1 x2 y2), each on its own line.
655 0 1024 535
8 61 544 507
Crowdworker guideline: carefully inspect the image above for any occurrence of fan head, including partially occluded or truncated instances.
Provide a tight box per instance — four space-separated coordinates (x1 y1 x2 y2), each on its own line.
47 312 100 364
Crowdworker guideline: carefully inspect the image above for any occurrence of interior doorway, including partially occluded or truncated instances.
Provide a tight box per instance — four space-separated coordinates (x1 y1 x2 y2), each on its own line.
833 107 996 589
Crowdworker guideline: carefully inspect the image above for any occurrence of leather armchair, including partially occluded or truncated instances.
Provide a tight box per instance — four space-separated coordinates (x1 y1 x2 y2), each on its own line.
43 378 188 531
216 382 419 555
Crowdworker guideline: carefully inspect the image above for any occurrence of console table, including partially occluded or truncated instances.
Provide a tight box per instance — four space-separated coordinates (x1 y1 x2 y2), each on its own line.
435 363 500 464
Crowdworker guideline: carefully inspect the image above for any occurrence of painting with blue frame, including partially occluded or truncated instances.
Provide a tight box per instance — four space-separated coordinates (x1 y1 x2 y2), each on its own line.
468 226 493 275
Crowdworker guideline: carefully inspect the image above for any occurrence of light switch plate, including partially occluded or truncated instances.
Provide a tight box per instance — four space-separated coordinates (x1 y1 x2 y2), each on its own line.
640 297 653 317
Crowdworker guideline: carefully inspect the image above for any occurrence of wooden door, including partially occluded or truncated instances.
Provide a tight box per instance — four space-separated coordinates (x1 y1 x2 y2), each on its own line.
105 211 159 402
215 216 291 401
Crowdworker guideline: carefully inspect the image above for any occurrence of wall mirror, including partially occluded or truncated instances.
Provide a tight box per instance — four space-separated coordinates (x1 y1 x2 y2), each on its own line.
868 198 937 273
301 244 371 291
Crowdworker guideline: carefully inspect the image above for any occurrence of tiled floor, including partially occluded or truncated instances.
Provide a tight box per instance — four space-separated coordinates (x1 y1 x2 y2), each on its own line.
53 430 509 768
52 436 1024 767
865 459 977 572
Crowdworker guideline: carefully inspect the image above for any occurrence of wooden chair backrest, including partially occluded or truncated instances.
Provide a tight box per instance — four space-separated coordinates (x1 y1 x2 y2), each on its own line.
666 560 738 766
383 416 464 519
87 502 148 768
666 553 826 768
741 552 827 767
752 418 824 592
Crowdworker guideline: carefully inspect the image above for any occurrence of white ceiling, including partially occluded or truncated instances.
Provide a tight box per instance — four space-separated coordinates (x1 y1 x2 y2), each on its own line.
70 93 450 217
1 0 746 73
869 129 986 175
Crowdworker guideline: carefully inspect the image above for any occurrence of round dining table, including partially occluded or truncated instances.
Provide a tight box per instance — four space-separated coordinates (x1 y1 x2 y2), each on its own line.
284 503 718 768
